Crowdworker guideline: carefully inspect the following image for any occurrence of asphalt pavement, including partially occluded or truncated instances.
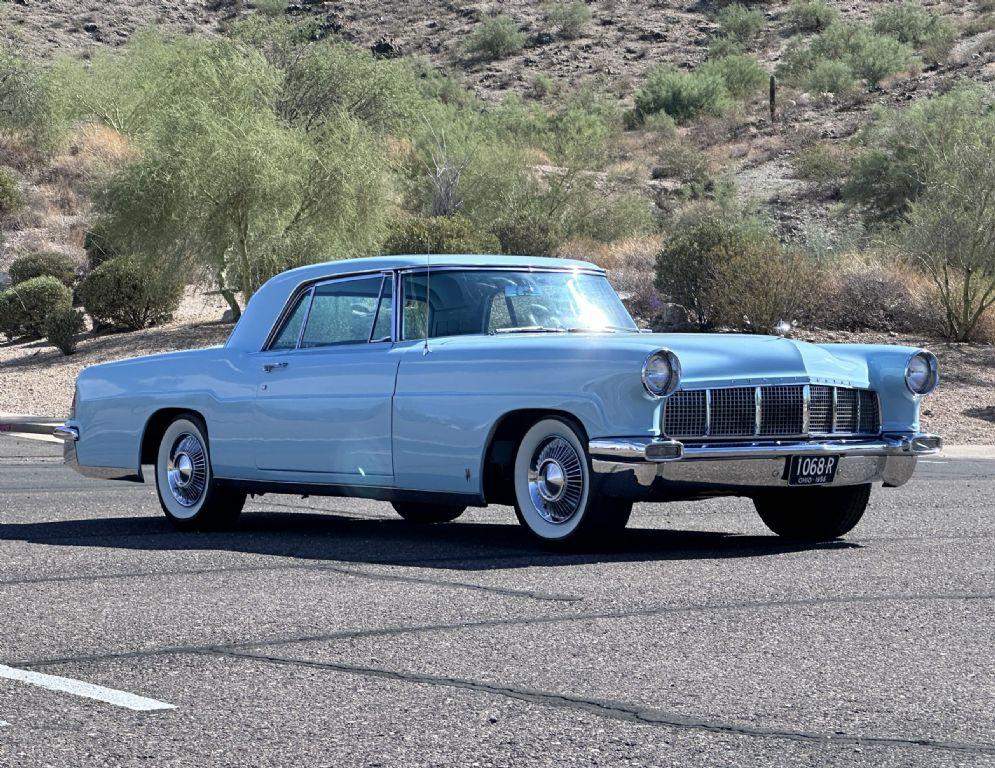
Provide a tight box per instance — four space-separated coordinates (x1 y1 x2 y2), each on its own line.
0 435 993 767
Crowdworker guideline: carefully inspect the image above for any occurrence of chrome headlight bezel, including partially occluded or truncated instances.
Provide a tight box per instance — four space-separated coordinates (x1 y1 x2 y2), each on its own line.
905 350 939 396
642 349 681 398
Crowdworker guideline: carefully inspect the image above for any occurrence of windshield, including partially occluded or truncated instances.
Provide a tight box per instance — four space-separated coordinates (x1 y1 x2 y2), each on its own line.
401 269 637 341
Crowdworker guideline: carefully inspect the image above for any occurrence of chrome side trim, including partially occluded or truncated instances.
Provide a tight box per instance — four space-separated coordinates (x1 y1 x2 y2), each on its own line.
54 425 78 442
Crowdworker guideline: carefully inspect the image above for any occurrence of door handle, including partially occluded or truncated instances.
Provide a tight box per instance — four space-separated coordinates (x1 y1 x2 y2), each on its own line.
263 361 289 372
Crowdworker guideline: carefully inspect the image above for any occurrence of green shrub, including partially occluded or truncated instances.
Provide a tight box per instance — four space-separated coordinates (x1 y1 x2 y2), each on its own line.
9 251 76 287
491 206 560 256
576 194 658 243
802 59 857 96
787 0 838 32
778 24 915 86
653 141 715 198
251 0 288 16
634 65 733 124
466 15 525 60
654 207 776 329
845 86 995 220
381 215 501 255
544 1 592 39
793 141 852 184
44 307 86 355
0 276 73 339
83 221 122 270
717 4 767 43
873 2 955 63
699 54 768 99
530 73 555 99
820 24 916 84
712 244 817 331
0 167 23 216
707 36 744 59
78 257 183 331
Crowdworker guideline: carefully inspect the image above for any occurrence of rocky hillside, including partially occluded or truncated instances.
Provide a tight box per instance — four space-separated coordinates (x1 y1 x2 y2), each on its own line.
4 0 995 265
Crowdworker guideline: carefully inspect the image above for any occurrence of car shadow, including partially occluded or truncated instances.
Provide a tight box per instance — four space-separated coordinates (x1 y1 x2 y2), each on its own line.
0 508 860 570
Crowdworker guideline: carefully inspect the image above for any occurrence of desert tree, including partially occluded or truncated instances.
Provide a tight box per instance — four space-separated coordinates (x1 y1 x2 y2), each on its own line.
897 141 995 341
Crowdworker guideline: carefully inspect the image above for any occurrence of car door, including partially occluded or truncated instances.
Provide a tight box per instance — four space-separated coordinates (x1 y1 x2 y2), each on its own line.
252 272 398 479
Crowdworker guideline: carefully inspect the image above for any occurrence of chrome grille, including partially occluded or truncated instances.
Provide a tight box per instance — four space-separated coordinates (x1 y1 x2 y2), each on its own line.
759 385 804 436
809 385 833 433
709 387 756 436
835 387 857 432
662 389 708 437
858 390 878 434
664 385 880 439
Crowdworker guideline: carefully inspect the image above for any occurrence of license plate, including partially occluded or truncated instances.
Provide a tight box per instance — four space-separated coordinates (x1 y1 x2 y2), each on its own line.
787 455 840 486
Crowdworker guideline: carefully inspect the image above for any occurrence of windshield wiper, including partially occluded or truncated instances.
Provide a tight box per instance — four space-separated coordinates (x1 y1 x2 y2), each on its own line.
492 326 568 334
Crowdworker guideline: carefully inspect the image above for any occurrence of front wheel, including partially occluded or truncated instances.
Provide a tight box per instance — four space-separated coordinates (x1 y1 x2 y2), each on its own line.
512 417 631 546
391 502 465 524
154 414 245 530
753 484 871 541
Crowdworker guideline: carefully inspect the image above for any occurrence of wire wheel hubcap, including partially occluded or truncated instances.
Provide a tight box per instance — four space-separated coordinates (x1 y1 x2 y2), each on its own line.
167 432 207 508
527 436 584 524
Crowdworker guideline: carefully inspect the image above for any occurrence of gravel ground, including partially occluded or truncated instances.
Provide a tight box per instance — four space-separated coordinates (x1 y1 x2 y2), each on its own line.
2 306 991 443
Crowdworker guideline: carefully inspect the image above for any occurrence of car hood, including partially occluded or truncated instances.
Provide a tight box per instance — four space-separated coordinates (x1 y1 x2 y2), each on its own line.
646 333 870 388
427 331 874 389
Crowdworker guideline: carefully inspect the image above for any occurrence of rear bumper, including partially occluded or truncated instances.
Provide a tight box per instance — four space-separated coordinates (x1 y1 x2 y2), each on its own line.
588 433 942 498
55 422 143 482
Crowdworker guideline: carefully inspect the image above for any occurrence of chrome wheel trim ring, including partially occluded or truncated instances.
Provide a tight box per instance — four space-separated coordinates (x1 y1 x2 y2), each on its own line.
166 432 208 508
527 436 584 524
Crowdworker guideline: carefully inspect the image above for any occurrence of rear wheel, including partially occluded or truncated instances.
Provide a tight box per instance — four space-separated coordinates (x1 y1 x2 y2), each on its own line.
512 417 631 546
753 484 871 541
154 415 245 530
391 502 465 524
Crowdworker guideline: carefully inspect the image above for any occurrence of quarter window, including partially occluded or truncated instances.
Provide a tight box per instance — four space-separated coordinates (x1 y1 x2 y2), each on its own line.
300 275 389 349
269 291 311 350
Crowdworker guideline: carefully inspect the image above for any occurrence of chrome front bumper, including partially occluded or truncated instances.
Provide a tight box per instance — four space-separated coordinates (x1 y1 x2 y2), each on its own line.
55 423 143 482
588 433 942 498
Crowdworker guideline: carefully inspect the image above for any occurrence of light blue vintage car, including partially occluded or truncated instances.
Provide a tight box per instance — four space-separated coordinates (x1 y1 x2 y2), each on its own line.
57 254 942 545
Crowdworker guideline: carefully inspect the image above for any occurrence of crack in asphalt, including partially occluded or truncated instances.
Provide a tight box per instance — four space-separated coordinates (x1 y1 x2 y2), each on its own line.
0 562 580 603
11 590 992 671
207 648 995 757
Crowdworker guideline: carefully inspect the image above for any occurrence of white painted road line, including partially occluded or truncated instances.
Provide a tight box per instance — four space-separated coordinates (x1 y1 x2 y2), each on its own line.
0 665 175 712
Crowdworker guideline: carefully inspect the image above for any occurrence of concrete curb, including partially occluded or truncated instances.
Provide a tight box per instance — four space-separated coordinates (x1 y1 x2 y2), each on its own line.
0 413 62 437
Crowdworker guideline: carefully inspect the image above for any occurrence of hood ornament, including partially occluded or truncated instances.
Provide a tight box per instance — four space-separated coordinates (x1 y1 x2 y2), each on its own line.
774 320 796 337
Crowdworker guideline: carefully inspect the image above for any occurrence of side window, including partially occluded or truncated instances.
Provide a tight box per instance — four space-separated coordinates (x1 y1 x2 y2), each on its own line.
269 290 311 350
300 275 386 349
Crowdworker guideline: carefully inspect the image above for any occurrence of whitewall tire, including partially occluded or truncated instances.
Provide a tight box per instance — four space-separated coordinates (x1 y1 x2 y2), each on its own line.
512 417 631 545
154 415 245 530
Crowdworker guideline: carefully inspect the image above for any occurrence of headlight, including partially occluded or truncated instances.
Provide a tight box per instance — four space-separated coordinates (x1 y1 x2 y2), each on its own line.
905 351 939 396
642 349 681 397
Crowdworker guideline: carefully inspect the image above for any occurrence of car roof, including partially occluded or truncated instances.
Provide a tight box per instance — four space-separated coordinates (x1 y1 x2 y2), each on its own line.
278 253 602 279
225 253 604 352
